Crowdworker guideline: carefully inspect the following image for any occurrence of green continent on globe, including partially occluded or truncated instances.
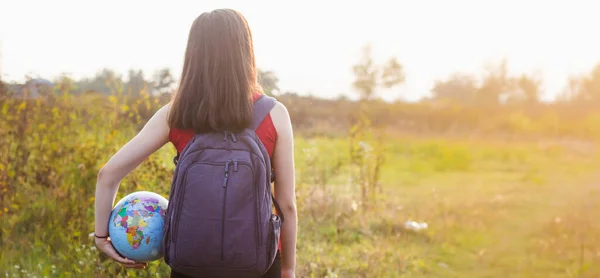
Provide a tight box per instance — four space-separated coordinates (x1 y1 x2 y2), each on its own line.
113 197 166 249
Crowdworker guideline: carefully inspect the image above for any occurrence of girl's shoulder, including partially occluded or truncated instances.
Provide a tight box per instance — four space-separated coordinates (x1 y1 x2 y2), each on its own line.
269 101 292 135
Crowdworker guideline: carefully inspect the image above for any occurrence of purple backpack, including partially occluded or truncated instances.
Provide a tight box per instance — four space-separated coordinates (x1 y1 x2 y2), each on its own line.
163 95 284 277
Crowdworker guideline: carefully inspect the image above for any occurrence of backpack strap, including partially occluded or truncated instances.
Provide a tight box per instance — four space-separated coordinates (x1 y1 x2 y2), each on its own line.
251 95 277 183
251 94 284 223
250 94 277 131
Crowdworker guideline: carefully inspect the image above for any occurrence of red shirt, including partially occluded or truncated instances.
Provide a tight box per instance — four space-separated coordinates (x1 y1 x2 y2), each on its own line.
168 92 282 250
168 93 277 156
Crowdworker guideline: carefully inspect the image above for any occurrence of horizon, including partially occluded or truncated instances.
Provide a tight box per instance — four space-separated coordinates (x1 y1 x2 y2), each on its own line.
1 0 599 102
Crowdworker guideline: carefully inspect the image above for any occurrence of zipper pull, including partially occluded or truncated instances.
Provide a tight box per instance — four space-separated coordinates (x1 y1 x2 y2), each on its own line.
223 160 231 187
223 172 229 188
233 160 238 172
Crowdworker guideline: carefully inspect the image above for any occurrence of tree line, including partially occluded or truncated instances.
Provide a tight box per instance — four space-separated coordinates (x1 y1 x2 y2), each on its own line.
351 44 600 107
2 44 600 140
0 67 280 99
3 43 600 107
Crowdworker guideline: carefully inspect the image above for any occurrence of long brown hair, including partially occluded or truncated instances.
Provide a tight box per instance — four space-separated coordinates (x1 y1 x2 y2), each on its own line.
168 9 259 133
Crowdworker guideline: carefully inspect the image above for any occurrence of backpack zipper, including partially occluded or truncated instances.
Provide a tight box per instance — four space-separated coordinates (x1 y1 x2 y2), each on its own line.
221 160 231 260
223 160 231 187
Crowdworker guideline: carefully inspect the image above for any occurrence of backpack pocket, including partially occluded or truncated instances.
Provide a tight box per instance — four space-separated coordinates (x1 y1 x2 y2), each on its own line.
172 162 230 267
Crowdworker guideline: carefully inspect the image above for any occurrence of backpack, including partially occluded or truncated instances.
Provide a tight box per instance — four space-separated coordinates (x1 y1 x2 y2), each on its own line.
163 95 284 277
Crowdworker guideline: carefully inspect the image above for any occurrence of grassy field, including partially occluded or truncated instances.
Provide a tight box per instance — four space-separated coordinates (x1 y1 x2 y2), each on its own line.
293 136 600 277
2 94 600 277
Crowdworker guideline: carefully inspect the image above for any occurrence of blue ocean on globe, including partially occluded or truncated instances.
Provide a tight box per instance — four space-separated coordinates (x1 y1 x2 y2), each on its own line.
108 191 169 262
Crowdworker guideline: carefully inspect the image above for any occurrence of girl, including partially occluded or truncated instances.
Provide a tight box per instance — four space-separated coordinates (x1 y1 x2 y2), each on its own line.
93 9 297 278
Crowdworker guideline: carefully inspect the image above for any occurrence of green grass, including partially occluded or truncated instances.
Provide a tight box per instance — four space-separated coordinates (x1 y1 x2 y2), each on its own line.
275 136 600 277
3 95 600 277
371 138 600 277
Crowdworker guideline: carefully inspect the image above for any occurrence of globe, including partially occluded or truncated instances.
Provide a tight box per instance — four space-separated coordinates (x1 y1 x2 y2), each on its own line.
108 191 168 262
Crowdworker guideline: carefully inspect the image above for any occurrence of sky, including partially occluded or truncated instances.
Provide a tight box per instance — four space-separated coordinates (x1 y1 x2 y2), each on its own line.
1 0 599 101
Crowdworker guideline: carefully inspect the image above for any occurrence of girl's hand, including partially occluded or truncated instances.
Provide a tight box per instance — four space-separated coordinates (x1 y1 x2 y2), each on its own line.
95 237 147 269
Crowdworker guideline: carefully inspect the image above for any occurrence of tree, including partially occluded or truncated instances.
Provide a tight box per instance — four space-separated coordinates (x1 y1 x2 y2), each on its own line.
431 73 479 104
258 69 279 96
125 69 148 96
350 44 401 209
478 59 515 104
152 68 175 95
0 77 6 98
381 57 405 88
579 63 600 101
352 44 379 100
558 63 600 103
76 68 123 94
499 73 543 105
558 76 581 102
352 44 405 101
54 73 77 95
515 74 542 104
